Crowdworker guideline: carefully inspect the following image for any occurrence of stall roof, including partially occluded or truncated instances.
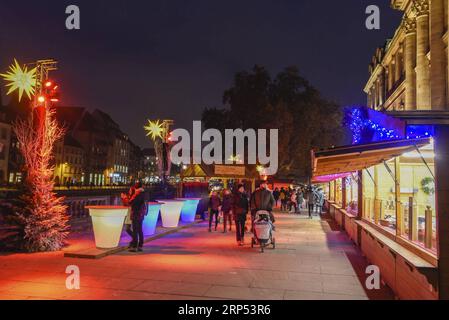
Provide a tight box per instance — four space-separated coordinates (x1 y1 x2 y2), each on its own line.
311 138 431 182
181 163 260 179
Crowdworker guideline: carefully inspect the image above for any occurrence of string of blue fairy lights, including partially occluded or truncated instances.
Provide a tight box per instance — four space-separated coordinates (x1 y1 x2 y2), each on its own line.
348 107 432 144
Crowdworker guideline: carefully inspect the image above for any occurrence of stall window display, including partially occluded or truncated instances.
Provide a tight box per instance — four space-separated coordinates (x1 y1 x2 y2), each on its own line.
345 176 358 215
361 142 437 253
399 142 436 251
335 179 342 206
363 167 376 222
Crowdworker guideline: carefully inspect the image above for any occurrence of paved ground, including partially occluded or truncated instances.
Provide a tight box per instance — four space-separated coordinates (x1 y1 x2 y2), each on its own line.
0 212 394 300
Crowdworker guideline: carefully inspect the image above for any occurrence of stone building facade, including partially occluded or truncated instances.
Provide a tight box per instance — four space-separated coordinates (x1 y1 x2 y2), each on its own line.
365 0 448 112
53 136 85 186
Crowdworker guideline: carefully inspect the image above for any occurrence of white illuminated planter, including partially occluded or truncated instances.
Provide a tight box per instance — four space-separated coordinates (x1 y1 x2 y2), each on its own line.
176 198 202 223
87 206 128 249
156 200 185 228
143 202 162 236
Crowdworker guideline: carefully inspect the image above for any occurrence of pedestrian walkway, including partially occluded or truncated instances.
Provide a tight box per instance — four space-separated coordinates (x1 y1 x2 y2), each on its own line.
0 212 394 300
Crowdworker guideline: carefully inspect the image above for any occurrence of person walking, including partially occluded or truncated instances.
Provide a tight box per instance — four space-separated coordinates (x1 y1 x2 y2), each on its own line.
233 184 249 246
316 188 325 214
286 188 292 212
273 188 280 208
307 186 315 219
279 188 286 211
221 189 233 233
290 191 297 214
208 191 221 232
297 188 304 212
128 182 147 252
250 180 276 227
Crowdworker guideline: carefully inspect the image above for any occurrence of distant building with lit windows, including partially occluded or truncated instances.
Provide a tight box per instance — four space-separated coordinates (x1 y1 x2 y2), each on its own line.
142 148 158 183
53 135 85 186
91 110 131 185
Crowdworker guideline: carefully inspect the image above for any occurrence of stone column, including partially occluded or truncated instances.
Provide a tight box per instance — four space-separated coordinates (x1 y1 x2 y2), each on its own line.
403 17 417 110
368 91 373 109
373 79 379 109
396 45 404 81
388 62 394 92
414 0 431 110
378 72 385 107
430 0 446 110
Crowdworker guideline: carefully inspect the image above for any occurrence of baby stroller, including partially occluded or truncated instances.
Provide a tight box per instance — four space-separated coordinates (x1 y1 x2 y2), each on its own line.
251 210 275 253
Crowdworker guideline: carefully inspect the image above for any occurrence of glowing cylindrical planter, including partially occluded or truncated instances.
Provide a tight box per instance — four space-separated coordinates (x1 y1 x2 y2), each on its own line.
87 206 128 249
176 198 202 223
143 202 162 236
157 200 185 228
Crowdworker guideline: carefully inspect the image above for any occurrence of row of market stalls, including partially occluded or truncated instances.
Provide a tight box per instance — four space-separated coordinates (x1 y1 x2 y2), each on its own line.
180 163 261 197
311 109 449 300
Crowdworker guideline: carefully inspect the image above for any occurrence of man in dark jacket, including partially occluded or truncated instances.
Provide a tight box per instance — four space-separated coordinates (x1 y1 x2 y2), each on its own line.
221 189 233 233
208 191 221 232
233 184 249 246
307 186 315 219
250 181 276 224
129 182 147 252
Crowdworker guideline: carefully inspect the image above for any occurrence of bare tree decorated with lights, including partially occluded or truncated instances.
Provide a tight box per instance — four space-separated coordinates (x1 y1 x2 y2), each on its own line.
1 59 69 252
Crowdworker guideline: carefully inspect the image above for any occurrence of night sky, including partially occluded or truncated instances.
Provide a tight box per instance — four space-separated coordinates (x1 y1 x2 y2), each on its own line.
0 0 402 148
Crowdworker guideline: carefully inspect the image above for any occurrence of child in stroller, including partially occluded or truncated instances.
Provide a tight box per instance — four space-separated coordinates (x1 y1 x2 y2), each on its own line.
251 210 276 253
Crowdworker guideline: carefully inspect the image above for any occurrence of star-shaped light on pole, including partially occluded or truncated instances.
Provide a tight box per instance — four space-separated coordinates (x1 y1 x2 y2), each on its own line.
0 59 37 102
144 119 165 141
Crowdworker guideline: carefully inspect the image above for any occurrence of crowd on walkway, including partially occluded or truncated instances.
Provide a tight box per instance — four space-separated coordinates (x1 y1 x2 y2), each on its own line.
272 186 325 218
206 181 276 246
119 180 325 252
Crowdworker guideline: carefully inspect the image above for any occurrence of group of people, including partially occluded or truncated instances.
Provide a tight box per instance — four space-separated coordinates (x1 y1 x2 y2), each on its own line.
120 181 325 252
207 181 276 246
272 186 325 218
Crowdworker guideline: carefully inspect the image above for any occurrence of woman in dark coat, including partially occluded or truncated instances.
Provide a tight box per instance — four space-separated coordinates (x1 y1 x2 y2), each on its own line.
221 189 233 233
208 191 221 232
233 184 249 246
128 182 147 252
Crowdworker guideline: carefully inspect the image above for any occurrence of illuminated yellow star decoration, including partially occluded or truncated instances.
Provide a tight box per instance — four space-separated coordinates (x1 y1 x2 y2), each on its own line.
0 59 36 102
144 120 165 141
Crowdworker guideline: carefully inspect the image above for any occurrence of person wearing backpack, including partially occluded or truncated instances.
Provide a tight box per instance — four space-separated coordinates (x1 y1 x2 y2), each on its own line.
128 181 147 252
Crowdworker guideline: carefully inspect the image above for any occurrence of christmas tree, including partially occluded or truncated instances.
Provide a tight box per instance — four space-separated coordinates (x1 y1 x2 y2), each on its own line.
12 107 69 252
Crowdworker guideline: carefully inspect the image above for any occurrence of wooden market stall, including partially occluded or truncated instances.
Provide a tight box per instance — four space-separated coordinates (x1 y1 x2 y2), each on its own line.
180 163 260 197
312 137 440 300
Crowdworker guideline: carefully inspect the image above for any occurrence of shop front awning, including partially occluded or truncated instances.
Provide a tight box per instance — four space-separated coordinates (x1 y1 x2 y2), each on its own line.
311 138 431 182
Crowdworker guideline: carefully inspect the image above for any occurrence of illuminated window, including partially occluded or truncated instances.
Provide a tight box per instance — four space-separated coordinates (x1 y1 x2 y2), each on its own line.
399 142 436 252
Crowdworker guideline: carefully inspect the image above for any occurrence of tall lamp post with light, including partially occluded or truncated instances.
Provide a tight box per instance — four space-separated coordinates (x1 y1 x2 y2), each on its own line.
144 119 174 196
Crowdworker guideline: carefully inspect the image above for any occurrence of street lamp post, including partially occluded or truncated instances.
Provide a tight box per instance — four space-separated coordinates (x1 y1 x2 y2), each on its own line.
144 119 174 197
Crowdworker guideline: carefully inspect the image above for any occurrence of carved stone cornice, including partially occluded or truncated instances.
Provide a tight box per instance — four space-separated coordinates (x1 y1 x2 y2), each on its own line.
412 0 429 17
402 17 417 34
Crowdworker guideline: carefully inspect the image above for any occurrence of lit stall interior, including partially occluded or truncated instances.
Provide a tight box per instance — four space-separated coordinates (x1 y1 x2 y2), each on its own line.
313 137 437 254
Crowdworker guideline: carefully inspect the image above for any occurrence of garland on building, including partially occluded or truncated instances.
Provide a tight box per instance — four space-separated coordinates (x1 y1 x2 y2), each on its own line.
344 106 432 145
421 177 435 196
